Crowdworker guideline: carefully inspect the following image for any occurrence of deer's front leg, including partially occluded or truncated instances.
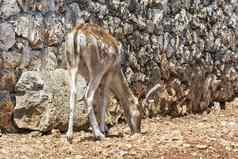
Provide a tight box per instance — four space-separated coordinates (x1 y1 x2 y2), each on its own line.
99 93 109 135
99 74 112 135
66 68 78 143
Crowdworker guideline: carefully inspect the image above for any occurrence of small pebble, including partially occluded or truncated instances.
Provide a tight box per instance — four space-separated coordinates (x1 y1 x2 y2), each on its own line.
30 131 42 137
196 144 208 150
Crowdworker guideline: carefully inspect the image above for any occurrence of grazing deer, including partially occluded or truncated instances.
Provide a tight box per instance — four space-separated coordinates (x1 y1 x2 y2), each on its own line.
65 23 141 142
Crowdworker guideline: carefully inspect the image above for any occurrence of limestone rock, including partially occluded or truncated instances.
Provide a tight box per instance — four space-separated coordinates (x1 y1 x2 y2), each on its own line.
0 23 16 51
15 71 44 93
0 0 20 19
44 13 64 46
15 13 45 49
14 69 88 132
17 0 63 13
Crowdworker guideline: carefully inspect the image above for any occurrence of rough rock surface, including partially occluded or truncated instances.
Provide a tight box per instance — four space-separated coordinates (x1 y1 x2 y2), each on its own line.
15 13 45 49
14 69 88 132
0 23 16 51
0 0 237 132
0 91 16 132
0 0 20 19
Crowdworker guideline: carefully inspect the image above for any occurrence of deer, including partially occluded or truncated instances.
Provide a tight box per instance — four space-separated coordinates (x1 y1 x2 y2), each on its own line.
65 23 141 143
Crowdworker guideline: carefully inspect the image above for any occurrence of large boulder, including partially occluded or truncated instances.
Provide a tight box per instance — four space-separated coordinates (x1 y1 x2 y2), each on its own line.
15 13 45 49
0 0 20 19
14 69 88 132
0 23 16 51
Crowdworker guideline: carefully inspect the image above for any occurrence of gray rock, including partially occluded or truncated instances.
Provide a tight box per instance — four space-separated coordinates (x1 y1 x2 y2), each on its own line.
43 47 58 71
65 2 82 30
15 13 45 49
16 0 35 12
14 69 88 132
0 0 20 18
128 0 139 12
0 23 15 51
44 13 64 46
17 0 63 13
146 20 155 33
15 71 44 92
123 23 134 35
54 0 65 14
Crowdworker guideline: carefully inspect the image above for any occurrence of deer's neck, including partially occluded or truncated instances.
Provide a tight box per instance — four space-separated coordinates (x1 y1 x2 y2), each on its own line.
111 70 138 109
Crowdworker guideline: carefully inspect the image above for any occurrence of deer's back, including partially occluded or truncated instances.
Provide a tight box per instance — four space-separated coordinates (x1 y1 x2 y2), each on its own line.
65 23 121 68
75 23 119 49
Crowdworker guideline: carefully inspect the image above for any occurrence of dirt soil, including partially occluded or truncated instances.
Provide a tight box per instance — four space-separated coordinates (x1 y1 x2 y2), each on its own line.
0 99 238 159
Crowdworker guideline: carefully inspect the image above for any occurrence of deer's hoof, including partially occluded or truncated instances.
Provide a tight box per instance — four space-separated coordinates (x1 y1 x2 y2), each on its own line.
100 125 110 136
66 131 73 143
94 131 105 140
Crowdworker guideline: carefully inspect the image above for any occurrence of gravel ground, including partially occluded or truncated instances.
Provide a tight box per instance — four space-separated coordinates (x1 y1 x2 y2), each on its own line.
0 99 238 159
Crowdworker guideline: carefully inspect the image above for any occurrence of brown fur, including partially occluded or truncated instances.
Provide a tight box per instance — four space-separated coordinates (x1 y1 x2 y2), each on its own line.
70 23 119 50
65 23 141 142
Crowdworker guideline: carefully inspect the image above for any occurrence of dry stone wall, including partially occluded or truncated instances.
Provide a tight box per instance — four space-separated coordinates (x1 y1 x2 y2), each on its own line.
0 0 237 132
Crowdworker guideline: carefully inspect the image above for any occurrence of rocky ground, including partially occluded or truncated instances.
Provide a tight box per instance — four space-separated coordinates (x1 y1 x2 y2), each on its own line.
1 0 238 134
0 99 238 159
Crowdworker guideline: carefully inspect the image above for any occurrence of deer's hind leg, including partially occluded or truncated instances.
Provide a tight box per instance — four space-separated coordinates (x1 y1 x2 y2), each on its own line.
66 67 78 143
